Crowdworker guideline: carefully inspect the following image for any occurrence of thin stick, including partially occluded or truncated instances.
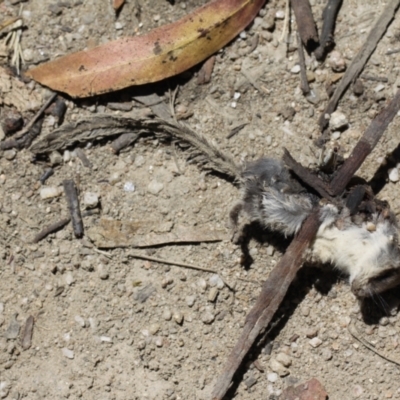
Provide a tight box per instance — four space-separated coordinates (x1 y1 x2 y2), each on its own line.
211 208 321 400
280 0 291 42
290 0 319 47
296 31 310 95
31 217 71 243
282 148 333 200
314 0 343 60
63 180 84 238
13 93 57 140
329 89 400 196
318 0 400 129
128 251 234 291
348 319 400 366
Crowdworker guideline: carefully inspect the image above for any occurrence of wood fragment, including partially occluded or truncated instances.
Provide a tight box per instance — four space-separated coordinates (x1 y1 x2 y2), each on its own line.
361 74 389 83
39 168 54 185
31 217 71 243
318 0 400 129
128 251 234 291
74 148 92 168
329 89 400 196
290 0 319 48
296 31 310 95
0 118 43 150
211 208 321 400
197 55 216 85
63 180 84 238
314 0 343 60
20 315 34 350
111 132 139 153
226 123 248 139
14 93 57 140
282 148 333 200
31 209 99 243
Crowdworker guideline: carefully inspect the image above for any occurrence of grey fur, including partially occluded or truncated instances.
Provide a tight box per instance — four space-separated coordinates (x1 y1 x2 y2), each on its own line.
231 157 400 298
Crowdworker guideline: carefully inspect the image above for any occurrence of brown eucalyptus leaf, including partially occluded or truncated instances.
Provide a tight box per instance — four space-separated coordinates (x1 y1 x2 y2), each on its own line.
26 0 265 97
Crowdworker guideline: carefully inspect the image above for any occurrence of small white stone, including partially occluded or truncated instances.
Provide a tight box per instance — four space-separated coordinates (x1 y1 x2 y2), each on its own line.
230 101 237 108
100 336 113 342
173 311 184 325
267 372 279 383
309 337 323 348
269 358 289 377
331 131 341 140
62 347 74 359
115 21 124 30
147 180 164 195
276 352 292 367
149 323 160 335
208 287 219 302
329 111 348 130
97 264 109 280
63 150 71 162
40 186 62 199
186 295 196 307
163 309 172 321
233 92 241 100
374 84 385 92
74 315 86 328
49 151 63 166
275 10 285 19
83 192 99 208
65 272 75 286
0 381 10 399
123 182 135 192
389 168 399 182
208 274 224 289
290 65 301 74
201 309 215 324
239 31 247 39
329 50 346 72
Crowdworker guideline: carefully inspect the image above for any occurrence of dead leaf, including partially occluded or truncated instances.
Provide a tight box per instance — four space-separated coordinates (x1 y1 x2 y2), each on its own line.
279 378 328 400
87 218 227 248
26 0 265 97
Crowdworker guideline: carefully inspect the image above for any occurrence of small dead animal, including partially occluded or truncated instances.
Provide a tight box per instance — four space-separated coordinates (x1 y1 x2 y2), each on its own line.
230 158 400 298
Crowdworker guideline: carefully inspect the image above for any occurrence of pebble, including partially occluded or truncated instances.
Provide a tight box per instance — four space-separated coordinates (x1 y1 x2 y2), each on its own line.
123 182 135 192
3 150 16 161
149 323 160 335
209 274 224 289
290 65 301 74
276 352 292 367
65 272 75 286
197 278 208 292
201 308 215 324
147 180 164 195
208 287 219 302
275 10 285 19
309 337 323 348
331 131 341 140
83 192 99 208
186 295 196 307
0 382 9 399
329 50 346 72
389 168 399 182
62 347 74 359
321 348 333 361
244 375 257 388
97 264 109 280
173 311 184 325
267 372 279 383
329 111 348 130
40 186 62 199
63 150 71 162
74 315 86 328
352 384 364 398
163 309 172 321
49 151 63 166
305 328 318 338
269 358 289 377
5 315 19 340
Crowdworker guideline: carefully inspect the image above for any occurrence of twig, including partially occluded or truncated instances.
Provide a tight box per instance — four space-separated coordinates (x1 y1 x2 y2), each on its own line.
32 210 99 243
128 251 234 291
31 217 71 243
329 89 400 196
314 0 343 60
290 0 319 48
361 74 388 83
226 123 248 139
282 148 333 200
296 31 310 95
211 208 321 400
280 0 290 42
318 0 400 129
20 315 34 351
63 180 84 238
348 319 400 366
13 93 57 140
74 148 92 168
